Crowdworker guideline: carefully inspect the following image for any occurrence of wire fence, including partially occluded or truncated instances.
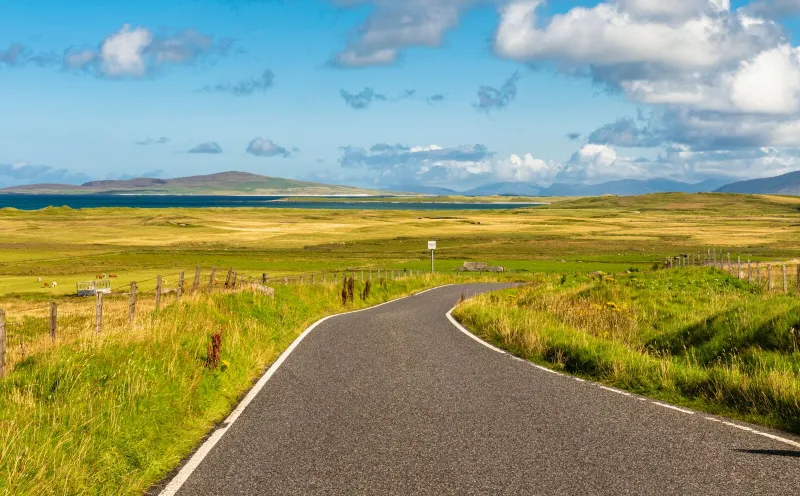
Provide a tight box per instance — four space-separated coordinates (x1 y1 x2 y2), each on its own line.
0 264 435 378
664 249 800 295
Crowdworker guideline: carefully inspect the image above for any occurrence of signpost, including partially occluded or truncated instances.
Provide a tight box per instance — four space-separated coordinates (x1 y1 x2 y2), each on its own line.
428 241 437 273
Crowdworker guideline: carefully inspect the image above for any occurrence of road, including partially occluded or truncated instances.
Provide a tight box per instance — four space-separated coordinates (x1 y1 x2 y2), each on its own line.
159 284 800 495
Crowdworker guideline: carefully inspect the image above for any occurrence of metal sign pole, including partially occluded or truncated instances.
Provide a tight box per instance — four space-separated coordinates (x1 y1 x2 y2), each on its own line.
428 241 436 273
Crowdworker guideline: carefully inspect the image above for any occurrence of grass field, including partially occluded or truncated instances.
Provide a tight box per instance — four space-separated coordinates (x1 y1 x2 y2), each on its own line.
453 267 800 433
1 192 800 494
2 193 800 299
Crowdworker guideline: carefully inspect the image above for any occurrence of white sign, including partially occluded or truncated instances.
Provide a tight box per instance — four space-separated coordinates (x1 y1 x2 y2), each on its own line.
428 241 437 250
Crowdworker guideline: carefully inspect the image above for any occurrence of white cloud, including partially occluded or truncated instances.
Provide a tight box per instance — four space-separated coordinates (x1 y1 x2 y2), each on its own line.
246 138 291 158
100 25 152 77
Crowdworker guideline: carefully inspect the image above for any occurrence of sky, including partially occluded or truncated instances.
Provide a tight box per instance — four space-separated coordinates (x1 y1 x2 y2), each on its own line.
2 0 800 191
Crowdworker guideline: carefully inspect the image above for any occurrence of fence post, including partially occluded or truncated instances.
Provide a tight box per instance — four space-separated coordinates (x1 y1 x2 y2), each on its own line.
797 264 800 293
0 309 5 379
208 267 216 292
312 274 316 284
757 263 761 285
767 264 773 290
177 272 184 301
155 275 162 311
225 268 233 289
192 267 200 293
783 265 787 294
747 261 751 283
262 273 268 285
129 282 137 323
737 256 741 279
95 292 104 334
50 302 57 343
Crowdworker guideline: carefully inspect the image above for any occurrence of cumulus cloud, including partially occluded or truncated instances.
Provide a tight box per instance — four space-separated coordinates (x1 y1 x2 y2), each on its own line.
63 25 235 78
0 161 91 187
200 69 275 96
188 141 223 154
135 137 170 146
490 0 800 181
339 87 442 109
337 142 560 188
744 0 800 18
328 0 480 67
246 137 292 157
474 72 520 112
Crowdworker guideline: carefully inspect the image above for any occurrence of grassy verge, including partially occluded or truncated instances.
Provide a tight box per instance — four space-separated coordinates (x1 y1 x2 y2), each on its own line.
452 267 800 434
0 274 516 495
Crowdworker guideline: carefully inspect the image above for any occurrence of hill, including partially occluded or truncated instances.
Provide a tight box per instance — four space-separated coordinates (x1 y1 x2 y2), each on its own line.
539 178 730 197
0 171 389 196
462 182 542 196
715 170 800 195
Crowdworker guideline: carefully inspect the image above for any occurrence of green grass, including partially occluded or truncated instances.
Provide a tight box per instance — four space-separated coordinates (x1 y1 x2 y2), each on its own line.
0 273 526 495
453 267 800 433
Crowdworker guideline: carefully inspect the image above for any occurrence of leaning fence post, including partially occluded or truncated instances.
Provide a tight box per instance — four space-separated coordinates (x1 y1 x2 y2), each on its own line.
225 268 233 289
783 265 787 294
177 272 184 301
155 275 162 310
0 309 5 379
50 302 57 343
129 282 137 323
95 292 104 334
208 267 216 292
193 267 201 292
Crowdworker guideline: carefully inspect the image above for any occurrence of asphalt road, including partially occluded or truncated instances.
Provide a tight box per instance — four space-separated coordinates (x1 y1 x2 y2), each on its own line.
163 284 800 495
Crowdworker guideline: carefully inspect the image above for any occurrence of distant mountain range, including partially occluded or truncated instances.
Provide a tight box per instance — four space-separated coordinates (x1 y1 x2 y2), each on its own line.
0 171 389 196
714 170 800 195
3 169 799 198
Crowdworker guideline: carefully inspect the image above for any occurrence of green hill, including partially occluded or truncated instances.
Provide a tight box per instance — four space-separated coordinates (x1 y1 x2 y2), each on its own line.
0 171 390 196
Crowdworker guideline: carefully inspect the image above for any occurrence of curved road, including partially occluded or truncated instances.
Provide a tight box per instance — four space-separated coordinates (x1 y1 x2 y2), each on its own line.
160 284 800 495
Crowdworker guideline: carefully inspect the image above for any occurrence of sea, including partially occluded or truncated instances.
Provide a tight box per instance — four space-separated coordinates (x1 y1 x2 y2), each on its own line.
0 194 543 211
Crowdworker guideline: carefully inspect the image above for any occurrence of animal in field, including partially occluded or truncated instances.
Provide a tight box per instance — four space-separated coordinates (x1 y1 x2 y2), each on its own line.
96 274 104 279
52 282 57 287
37 277 41 282
44 282 52 288
109 274 118 278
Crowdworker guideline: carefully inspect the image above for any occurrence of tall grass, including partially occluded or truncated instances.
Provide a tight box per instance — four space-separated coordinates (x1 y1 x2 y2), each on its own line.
453 268 800 433
0 274 512 495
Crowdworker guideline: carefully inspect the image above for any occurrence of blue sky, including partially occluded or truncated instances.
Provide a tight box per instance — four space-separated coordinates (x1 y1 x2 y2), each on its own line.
2 0 800 191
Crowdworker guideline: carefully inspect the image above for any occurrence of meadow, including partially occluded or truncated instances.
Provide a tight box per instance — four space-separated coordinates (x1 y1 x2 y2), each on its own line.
1 192 799 494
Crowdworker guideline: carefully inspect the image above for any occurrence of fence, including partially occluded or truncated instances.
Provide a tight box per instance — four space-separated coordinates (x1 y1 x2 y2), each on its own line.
0 265 435 378
664 250 800 295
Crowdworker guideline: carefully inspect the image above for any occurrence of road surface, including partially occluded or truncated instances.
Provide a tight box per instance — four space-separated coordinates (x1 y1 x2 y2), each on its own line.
159 284 800 495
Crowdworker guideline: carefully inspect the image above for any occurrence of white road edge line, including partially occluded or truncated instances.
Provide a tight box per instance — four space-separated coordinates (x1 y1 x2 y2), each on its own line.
445 309 507 355
651 402 694 415
447 306 800 452
160 283 463 496
598 386 631 396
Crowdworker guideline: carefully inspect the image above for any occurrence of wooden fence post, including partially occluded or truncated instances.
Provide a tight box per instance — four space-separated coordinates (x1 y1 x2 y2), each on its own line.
129 282 137 323
225 268 233 289
95 293 103 334
737 256 741 279
155 275 162 311
747 262 751 283
0 309 5 379
208 267 216 292
193 267 201 292
177 272 184 301
797 264 800 293
783 265 787 294
757 263 761 285
49 302 57 343
768 265 773 290
312 274 316 284
262 273 268 285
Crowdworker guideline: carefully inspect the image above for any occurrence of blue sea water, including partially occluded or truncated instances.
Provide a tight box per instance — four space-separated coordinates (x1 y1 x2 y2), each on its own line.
0 195 543 211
